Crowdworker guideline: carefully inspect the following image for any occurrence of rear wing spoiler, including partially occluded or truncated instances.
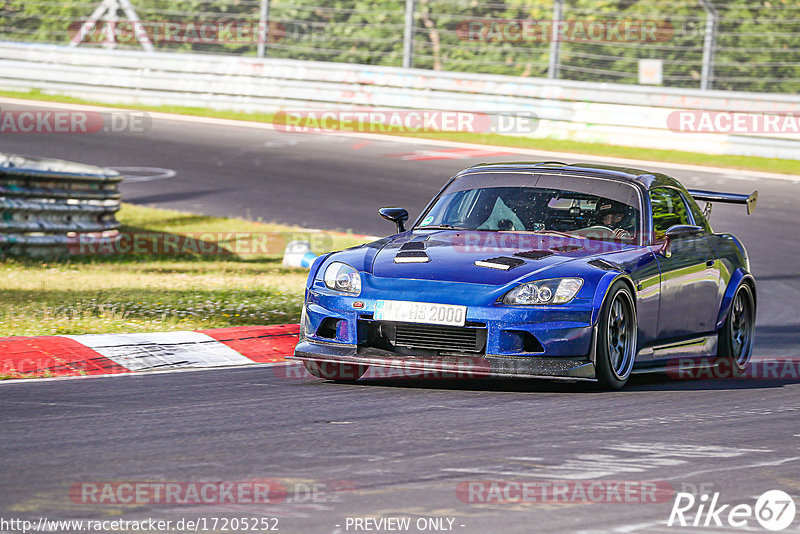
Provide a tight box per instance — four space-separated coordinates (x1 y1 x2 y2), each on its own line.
687 189 758 215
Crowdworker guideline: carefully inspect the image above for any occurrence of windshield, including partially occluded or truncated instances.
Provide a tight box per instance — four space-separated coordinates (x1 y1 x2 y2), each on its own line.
416 173 642 243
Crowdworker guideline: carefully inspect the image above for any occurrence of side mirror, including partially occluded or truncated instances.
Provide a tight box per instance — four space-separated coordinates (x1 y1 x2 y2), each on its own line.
379 207 409 233
659 224 704 258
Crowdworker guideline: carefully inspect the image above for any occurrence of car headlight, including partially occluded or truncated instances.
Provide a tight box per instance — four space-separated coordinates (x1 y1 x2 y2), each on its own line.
503 278 583 305
323 262 361 295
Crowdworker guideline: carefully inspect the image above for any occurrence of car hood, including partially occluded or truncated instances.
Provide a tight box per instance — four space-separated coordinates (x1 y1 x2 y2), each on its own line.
370 230 625 285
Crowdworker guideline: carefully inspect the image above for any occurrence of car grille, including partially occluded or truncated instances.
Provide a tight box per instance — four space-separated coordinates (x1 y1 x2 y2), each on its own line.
394 323 485 353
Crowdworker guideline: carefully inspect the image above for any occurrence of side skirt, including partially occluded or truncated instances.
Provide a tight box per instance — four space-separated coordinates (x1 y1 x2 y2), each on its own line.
632 333 718 374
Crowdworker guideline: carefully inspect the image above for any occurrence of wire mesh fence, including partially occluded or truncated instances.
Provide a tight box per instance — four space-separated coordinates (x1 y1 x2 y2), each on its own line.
1 0 799 93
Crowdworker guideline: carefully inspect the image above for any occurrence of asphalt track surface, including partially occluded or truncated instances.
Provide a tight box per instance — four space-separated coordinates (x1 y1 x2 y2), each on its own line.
1 100 800 533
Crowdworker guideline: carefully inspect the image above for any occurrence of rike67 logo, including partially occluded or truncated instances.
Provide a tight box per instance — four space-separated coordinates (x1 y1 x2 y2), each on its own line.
668 489 796 531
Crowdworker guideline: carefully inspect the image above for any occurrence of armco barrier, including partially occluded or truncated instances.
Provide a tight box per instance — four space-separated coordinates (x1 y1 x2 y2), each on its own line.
1 43 800 160
0 152 121 257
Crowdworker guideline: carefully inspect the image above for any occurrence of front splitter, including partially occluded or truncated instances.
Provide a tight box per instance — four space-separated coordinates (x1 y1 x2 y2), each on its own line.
292 341 597 381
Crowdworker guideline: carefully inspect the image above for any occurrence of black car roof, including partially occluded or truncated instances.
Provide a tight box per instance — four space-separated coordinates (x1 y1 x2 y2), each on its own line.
456 161 681 190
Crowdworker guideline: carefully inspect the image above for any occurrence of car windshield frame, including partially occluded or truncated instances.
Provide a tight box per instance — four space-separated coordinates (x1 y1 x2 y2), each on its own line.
413 171 646 246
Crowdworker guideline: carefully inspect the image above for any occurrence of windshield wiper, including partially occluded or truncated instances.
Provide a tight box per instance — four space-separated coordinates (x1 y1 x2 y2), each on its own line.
532 230 584 239
477 229 584 238
416 224 463 230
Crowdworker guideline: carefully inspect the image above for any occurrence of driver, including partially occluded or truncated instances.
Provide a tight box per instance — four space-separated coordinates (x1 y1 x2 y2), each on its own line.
597 200 633 239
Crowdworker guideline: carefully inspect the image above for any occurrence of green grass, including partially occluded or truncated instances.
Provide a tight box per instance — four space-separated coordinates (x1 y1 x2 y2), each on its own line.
0 371 56 380
2 88 799 175
0 204 370 337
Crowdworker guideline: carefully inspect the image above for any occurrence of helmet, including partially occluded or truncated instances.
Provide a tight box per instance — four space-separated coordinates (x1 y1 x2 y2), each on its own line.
597 199 627 217
596 199 632 229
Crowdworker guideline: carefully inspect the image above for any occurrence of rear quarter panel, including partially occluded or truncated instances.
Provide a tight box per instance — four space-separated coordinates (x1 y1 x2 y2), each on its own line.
710 233 755 329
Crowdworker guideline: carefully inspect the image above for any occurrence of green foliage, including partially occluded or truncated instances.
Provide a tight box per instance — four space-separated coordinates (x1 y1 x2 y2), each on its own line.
1 0 798 92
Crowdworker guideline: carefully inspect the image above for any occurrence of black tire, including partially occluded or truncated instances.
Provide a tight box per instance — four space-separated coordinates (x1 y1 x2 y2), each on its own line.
717 283 755 374
303 360 368 382
596 281 638 390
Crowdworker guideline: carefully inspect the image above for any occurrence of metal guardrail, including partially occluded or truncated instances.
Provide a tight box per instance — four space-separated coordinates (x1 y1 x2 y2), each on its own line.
0 152 121 257
7 0 800 93
1 42 800 160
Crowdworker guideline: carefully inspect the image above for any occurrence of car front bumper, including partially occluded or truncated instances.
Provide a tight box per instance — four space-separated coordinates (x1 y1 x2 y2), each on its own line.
295 277 599 380
291 340 597 381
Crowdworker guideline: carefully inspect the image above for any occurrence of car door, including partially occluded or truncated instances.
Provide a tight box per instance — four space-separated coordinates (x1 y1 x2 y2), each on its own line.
650 187 721 339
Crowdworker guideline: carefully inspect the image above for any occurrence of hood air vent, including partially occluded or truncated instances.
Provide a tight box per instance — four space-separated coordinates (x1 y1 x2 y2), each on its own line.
514 250 554 260
394 250 430 263
551 245 583 253
400 241 426 251
588 259 620 271
474 257 525 270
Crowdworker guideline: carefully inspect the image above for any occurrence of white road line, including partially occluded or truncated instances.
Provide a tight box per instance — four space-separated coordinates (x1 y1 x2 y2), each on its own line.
660 455 800 483
109 166 176 182
445 443 772 480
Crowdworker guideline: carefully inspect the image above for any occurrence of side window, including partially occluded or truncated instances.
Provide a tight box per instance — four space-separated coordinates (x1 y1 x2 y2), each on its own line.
650 187 691 241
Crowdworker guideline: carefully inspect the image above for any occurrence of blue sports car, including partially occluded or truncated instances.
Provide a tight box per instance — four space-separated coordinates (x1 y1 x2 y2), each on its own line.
291 162 757 389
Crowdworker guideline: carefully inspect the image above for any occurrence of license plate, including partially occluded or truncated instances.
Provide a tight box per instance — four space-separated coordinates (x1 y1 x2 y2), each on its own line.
374 300 466 327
